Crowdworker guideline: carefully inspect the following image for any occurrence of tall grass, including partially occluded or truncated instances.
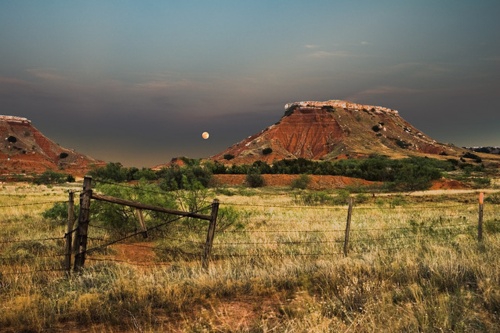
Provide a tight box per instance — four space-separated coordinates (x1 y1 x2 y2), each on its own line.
0 184 499 332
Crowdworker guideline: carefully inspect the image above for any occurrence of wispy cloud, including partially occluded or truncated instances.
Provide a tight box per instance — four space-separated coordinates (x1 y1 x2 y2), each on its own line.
26 68 68 82
304 44 320 49
306 50 351 59
0 76 37 95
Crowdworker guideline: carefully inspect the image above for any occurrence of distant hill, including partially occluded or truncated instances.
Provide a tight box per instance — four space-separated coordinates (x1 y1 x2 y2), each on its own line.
0 115 104 177
209 100 467 165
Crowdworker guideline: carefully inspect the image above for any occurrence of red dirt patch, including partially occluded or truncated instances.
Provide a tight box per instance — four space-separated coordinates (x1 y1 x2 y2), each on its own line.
109 242 156 264
212 174 377 190
430 179 468 190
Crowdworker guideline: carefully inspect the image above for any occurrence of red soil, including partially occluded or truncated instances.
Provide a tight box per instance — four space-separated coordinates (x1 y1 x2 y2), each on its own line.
211 174 376 190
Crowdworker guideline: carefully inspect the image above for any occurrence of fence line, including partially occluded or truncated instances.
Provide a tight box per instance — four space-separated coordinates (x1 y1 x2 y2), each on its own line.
0 200 66 208
1 186 497 276
221 201 470 210
0 236 63 244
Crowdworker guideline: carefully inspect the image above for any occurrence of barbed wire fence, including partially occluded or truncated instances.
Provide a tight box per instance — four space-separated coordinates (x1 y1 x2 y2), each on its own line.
0 178 497 277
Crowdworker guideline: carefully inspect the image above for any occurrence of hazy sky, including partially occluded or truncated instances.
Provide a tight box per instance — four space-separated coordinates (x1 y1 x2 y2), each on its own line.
1 1 499 167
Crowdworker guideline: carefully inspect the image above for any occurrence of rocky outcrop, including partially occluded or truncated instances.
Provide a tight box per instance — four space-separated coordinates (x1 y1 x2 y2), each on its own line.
0 115 104 177
210 99 465 165
284 100 398 115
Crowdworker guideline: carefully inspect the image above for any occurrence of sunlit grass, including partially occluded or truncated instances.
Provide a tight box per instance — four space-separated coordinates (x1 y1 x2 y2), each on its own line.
0 183 499 332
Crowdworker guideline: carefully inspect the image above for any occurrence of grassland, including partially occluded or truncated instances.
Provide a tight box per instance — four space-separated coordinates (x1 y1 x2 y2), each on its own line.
0 182 499 332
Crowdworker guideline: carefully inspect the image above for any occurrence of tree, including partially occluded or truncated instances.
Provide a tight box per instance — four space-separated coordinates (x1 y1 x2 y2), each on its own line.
33 170 69 185
89 162 128 182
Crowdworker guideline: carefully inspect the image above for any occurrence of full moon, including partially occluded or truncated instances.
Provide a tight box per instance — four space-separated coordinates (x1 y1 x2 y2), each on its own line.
202 132 210 140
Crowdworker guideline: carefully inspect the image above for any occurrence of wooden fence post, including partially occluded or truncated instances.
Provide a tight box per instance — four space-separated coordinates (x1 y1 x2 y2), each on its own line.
478 192 484 242
73 176 92 272
136 209 148 238
64 191 75 275
202 199 219 270
343 197 353 257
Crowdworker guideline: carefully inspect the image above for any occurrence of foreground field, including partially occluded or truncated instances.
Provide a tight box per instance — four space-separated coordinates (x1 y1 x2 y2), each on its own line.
0 183 499 332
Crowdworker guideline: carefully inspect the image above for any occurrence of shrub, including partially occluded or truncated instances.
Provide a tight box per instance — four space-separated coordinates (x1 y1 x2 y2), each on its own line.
89 162 129 182
42 202 76 223
472 177 491 188
33 170 69 185
291 174 311 189
372 125 381 132
158 165 212 191
462 152 482 163
296 191 333 205
485 194 500 204
395 139 411 149
246 170 264 188
484 219 500 234
223 154 235 161
90 182 177 236
332 189 351 205
262 147 273 155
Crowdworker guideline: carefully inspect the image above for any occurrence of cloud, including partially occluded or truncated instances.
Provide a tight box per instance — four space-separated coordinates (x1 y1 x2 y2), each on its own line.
306 50 351 59
0 76 39 96
26 68 68 82
304 44 320 49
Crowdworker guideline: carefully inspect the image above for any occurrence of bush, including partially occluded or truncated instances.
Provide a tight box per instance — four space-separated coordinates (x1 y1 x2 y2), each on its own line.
89 162 129 182
472 177 491 188
223 154 235 161
90 182 178 236
158 165 212 191
42 201 79 224
462 152 482 163
332 189 351 205
33 170 69 185
484 220 500 234
295 191 333 205
485 194 500 204
246 170 264 188
291 174 311 189
262 147 273 155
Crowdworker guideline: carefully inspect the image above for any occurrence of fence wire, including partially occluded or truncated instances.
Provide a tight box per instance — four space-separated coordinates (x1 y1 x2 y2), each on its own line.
1 192 497 275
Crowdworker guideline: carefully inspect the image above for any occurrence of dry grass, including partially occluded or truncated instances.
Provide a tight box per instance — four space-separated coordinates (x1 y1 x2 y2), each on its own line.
0 184 499 332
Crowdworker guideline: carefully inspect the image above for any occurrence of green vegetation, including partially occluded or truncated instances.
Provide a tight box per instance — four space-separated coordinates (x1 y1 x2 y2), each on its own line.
87 153 496 192
262 147 273 155
33 170 74 185
245 169 265 187
291 173 311 189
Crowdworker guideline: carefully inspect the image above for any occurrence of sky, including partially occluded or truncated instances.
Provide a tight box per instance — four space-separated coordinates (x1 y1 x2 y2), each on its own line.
1 1 499 167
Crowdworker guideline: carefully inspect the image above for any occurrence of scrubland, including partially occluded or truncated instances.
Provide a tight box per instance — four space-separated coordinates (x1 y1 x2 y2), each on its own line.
0 183 499 332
